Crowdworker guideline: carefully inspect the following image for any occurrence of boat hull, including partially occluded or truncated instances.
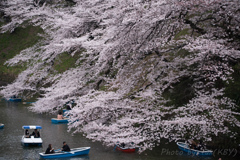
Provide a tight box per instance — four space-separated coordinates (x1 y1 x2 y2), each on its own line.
39 147 90 159
22 143 42 146
51 118 69 124
21 136 42 146
0 124 4 129
177 142 212 156
116 147 136 153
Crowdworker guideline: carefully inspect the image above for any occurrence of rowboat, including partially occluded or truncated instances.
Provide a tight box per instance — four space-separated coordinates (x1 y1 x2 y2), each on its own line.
21 125 43 146
7 98 21 102
115 143 138 153
177 142 213 156
39 147 90 159
51 118 69 124
0 123 4 129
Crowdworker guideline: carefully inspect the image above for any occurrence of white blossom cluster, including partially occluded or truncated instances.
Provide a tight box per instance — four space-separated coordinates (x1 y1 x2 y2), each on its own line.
0 0 240 152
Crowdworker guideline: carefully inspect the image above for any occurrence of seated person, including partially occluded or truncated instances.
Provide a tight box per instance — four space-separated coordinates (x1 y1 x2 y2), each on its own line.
195 140 205 151
45 144 55 154
187 139 197 149
57 111 64 119
25 129 30 138
121 143 125 148
61 141 70 151
31 129 40 138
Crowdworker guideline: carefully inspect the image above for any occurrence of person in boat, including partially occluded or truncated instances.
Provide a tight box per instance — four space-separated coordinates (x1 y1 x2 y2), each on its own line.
195 143 201 150
45 144 55 154
187 139 197 149
31 129 40 138
195 140 206 151
25 129 30 138
61 141 70 152
57 111 64 119
120 142 125 148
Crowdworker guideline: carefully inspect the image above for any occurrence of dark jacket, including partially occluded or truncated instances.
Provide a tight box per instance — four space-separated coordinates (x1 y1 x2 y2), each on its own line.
62 144 70 151
31 131 40 138
25 130 29 136
45 147 54 154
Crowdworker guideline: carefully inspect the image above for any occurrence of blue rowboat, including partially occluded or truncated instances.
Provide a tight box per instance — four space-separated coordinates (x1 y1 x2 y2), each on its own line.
177 142 213 156
51 118 69 124
7 98 21 102
21 125 43 146
39 147 90 159
0 123 4 129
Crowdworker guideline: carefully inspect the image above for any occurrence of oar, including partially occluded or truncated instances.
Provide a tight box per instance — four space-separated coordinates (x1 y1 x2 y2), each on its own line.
55 148 73 154
54 149 61 152
62 151 74 154
113 144 117 151
53 149 72 154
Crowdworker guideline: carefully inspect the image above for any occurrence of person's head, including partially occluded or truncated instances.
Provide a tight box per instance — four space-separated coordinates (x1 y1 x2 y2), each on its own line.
63 141 67 145
48 144 52 148
34 129 37 132
58 111 62 115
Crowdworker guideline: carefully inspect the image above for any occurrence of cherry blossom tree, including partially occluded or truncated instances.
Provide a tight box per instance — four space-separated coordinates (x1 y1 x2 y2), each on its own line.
0 0 240 152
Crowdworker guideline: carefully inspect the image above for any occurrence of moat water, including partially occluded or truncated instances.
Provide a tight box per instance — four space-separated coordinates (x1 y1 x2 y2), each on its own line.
0 101 237 160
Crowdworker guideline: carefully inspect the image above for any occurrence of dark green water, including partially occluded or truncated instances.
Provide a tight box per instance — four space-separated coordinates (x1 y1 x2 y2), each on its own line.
0 101 237 160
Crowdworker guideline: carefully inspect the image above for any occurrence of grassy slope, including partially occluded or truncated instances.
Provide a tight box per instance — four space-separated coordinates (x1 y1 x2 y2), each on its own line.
53 51 83 73
0 25 43 86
